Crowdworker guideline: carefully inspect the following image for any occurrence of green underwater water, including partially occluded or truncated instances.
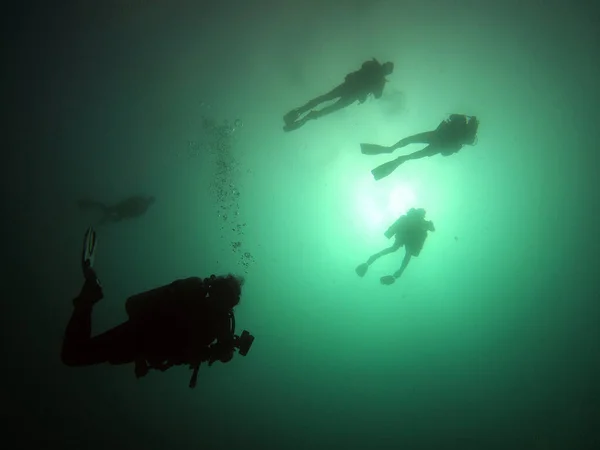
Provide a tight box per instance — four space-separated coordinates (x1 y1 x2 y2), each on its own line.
3 1 599 449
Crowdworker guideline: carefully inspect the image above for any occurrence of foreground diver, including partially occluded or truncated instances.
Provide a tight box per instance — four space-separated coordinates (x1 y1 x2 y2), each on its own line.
362 114 480 180
77 195 156 224
61 227 255 388
283 58 395 132
355 208 435 285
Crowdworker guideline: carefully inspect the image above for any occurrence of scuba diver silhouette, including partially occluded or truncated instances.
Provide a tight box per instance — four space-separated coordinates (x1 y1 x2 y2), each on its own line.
356 208 435 285
61 227 255 388
283 58 394 131
362 114 480 180
77 195 156 224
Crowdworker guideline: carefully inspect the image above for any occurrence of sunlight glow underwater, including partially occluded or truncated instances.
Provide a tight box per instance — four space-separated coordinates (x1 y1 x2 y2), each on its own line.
355 177 417 233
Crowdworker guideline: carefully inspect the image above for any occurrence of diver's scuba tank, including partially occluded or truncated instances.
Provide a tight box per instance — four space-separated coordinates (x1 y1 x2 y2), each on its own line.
125 274 256 389
384 215 407 239
125 277 207 322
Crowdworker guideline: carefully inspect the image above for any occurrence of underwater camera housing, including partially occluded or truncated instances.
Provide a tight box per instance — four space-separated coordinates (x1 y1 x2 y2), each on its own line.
228 310 254 357
234 330 254 356
188 327 255 389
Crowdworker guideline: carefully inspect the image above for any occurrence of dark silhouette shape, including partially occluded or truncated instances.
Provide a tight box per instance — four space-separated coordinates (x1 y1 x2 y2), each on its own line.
362 114 480 180
355 208 435 285
283 58 394 131
61 272 254 388
77 195 156 224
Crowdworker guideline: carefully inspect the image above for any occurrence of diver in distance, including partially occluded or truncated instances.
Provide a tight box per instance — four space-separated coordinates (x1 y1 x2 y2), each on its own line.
77 195 156 224
356 208 435 285
283 58 394 131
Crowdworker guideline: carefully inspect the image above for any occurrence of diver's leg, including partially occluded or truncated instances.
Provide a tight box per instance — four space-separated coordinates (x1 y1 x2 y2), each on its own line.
284 86 353 130
371 145 442 180
90 322 138 365
367 240 402 265
61 302 96 366
392 251 412 279
298 84 346 113
308 95 356 120
61 280 136 366
390 131 438 151
356 239 402 277
403 145 441 161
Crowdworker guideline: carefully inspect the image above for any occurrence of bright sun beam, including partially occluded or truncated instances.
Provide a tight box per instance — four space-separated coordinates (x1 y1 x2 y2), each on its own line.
388 184 416 217
354 174 417 234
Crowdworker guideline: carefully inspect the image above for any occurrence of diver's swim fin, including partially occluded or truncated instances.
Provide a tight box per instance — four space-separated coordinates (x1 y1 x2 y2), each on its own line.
380 275 396 285
81 226 98 280
371 157 405 181
283 109 300 126
360 143 392 155
355 263 369 277
283 119 307 132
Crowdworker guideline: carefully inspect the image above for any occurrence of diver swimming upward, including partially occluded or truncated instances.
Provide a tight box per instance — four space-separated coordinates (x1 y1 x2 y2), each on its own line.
283 58 394 131
362 114 480 180
356 208 435 285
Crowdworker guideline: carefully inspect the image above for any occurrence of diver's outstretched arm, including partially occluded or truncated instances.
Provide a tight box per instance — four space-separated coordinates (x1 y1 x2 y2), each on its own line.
390 131 437 151
393 251 412 279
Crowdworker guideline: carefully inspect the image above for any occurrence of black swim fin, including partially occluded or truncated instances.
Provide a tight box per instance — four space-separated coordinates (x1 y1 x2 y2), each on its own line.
371 157 405 180
360 143 393 155
283 119 307 132
380 275 396 285
355 263 369 277
81 226 97 277
283 109 300 126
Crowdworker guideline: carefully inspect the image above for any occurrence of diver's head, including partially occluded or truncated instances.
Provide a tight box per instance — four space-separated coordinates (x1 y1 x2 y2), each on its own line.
206 274 244 309
408 208 426 220
382 61 394 76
